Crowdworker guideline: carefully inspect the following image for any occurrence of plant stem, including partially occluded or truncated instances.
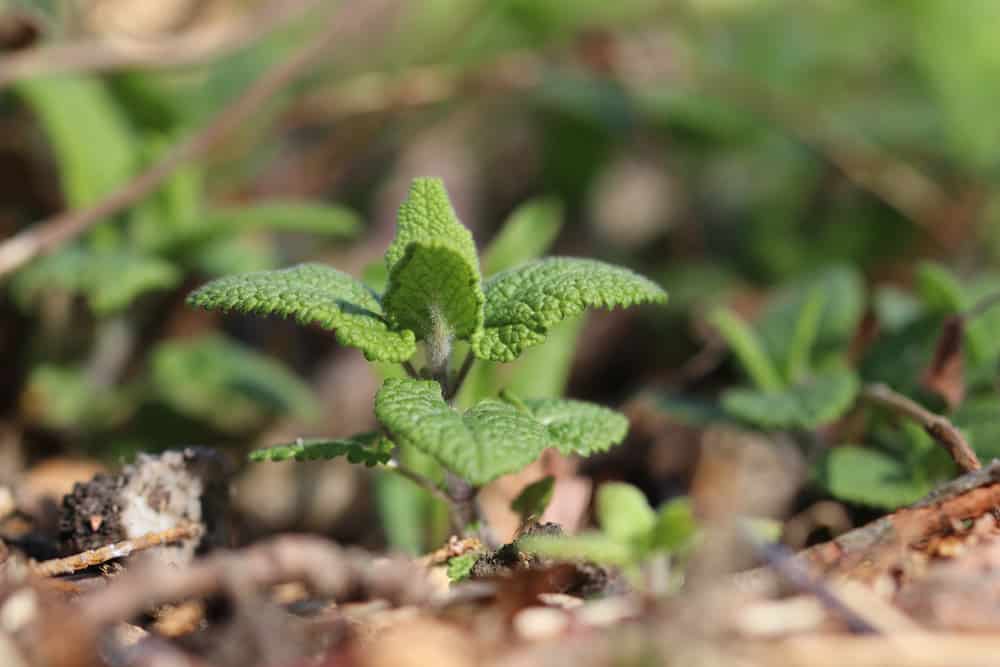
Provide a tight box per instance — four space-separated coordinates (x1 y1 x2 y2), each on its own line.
861 383 981 473
444 350 475 402
402 361 420 379
445 473 477 534
384 461 452 505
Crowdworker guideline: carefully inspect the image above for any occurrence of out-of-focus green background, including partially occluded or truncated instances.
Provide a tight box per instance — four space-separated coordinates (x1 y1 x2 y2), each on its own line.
1 0 998 552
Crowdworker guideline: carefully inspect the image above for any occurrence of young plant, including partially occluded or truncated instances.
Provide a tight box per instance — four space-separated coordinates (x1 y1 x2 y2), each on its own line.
187 178 667 530
520 482 697 592
710 266 863 430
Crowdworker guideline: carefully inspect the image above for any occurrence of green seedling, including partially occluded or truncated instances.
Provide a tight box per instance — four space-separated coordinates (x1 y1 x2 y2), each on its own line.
188 178 667 530
520 482 697 591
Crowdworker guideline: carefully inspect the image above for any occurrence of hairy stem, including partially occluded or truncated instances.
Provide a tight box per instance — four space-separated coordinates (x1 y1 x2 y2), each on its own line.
425 305 453 390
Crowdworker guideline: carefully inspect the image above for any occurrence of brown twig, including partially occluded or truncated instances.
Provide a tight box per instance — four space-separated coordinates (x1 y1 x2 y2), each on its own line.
861 383 980 473
0 0 399 278
80 535 432 626
31 522 203 577
0 0 319 89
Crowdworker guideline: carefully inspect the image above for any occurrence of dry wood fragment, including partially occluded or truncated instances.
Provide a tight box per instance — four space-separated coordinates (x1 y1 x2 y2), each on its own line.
862 383 980 473
30 522 203 577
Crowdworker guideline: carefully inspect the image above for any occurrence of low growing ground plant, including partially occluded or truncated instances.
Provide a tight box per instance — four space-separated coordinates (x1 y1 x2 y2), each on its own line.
188 178 667 531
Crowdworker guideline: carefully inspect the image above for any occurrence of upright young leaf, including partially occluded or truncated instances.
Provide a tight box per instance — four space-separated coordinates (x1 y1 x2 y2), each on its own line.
17 76 136 208
709 308 783 391
523 398 628 455
187 263 416 362
784 288 825 383
374 378 550 486
473 258 667 362
383 179 485 341
249 432 393 467
482 198 564 276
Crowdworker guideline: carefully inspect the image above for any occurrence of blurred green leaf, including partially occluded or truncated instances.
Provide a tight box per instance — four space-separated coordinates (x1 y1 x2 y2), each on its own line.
12 247 181 315
650 497 697 553
511 476 555 523
150 335 319 432
596 482 656 543
815 445 930 509
519 532 634 567
722 366 859 429
482 197 563 277
17 75 136 208
709 308 783 391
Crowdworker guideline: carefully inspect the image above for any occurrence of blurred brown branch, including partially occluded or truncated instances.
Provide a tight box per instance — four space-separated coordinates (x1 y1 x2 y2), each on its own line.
0 0 318 90
0 0 401 278
861 383 980 473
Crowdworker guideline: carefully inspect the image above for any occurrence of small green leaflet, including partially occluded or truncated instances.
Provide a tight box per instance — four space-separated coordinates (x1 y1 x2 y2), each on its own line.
186 263 416 362
249 432 393 467
474 258 667 362
374 378 551 486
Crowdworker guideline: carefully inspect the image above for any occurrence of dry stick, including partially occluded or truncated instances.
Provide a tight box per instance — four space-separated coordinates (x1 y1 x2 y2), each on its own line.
861 383 980 473
81 535 432 626
0 0 319 89
31 522 203 577
0 0 399 278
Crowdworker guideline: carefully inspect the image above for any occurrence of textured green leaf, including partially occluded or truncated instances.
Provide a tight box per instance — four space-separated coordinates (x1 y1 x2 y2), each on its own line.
150 334 318 432
511 476 555 523
519 532 634 567
374 378 551 486
523 398 629 456
710 308 783 391
383 242 485 341
12 247 181 314
473 258 667 361
483 198 563 276
385 178 479 276
815 445 929 509
17 76 135 208
187 263 416 362
722 366 860 429
383 179 484 341
597 482 656 543
651 497 697 553
249 432 393 467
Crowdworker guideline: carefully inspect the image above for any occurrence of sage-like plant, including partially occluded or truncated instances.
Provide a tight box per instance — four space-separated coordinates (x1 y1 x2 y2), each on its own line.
187 178 667 529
